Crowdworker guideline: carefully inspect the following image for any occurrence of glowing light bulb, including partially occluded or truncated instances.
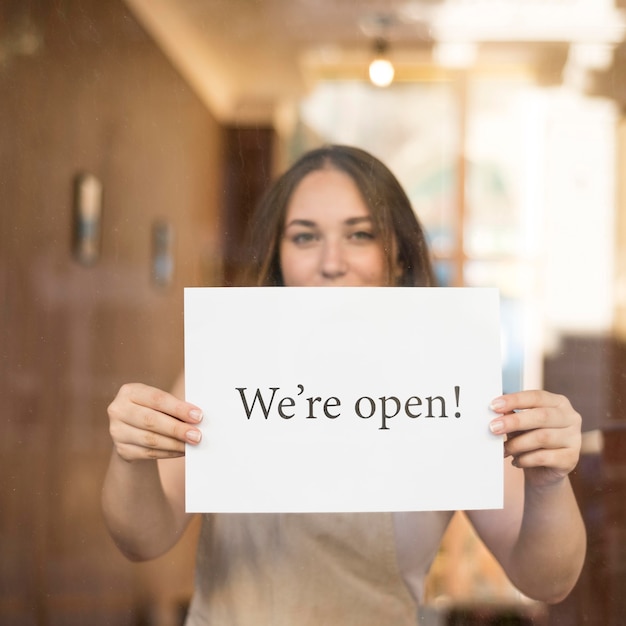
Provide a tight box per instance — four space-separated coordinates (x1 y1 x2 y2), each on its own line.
369 57 395 87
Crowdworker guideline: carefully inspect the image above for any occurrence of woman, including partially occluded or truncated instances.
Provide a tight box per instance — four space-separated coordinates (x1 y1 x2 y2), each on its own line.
102 145 585 624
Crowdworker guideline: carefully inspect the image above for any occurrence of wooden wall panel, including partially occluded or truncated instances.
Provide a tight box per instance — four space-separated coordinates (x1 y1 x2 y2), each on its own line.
222 126 275 286
0 1 224 623
544 336 626 625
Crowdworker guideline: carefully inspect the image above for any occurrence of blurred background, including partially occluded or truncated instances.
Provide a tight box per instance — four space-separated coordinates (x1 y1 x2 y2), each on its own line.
1 0 626 624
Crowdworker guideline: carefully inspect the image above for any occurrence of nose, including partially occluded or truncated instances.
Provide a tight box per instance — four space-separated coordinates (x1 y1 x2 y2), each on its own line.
320 239 347 279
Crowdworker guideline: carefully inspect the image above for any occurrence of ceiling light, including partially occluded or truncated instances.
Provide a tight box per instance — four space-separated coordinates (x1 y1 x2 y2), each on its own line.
369 38 395 88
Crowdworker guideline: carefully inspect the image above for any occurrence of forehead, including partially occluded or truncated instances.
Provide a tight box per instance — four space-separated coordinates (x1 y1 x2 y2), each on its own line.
286 168 370 219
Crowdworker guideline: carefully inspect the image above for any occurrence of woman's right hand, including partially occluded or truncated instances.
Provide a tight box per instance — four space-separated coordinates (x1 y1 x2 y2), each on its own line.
107 382 203 462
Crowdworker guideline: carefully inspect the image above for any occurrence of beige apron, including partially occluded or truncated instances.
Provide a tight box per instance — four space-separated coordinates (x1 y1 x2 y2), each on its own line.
184 511 448 625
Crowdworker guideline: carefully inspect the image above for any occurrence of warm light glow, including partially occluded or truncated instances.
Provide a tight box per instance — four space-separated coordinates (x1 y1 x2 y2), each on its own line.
432 42 477 68
369 58 394 87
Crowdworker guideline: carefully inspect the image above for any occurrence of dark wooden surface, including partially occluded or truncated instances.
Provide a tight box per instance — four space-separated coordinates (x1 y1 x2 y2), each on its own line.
0 0 222 623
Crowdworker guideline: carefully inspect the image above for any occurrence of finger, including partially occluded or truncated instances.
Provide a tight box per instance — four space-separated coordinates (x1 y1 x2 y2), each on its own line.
121 383 203 424
490 407 559 436
109 405 203 446
114 439 185 462
509 447 579 474
489 404 580 436
504 427 577 458
112 421 202 462
489 390 570 415
127 421 197 451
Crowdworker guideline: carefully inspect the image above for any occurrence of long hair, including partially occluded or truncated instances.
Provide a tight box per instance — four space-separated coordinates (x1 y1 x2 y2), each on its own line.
238 145 436 287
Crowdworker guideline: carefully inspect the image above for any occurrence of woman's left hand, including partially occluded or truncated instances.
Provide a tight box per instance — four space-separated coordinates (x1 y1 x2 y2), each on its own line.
488 390 582 489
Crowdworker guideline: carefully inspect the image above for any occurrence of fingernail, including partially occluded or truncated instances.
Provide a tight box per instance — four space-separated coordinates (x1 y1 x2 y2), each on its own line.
189 409 203 422
489 398 506 412
490 419 504 434
187 429 202 443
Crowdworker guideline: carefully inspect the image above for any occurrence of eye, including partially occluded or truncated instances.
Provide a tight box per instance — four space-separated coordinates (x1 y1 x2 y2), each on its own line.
290 232 318 245
349 230 376 241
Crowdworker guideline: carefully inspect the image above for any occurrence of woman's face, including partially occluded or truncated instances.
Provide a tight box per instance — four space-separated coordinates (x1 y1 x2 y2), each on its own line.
280 168 391 287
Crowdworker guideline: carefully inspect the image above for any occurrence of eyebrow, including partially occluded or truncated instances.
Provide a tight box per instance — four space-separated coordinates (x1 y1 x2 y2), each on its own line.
284 216 373 229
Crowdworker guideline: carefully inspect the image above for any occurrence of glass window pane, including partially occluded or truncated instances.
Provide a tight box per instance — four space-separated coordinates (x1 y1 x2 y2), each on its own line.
290 80 461 258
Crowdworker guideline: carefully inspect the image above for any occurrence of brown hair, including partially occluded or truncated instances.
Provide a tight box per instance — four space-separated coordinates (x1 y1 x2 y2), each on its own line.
238 144 436 287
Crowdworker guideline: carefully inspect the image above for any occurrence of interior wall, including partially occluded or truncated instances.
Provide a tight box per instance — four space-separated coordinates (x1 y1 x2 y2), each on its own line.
0 1 224 623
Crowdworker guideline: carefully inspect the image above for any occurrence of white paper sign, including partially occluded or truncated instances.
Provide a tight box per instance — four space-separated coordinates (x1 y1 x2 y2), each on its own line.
185 287 503 513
